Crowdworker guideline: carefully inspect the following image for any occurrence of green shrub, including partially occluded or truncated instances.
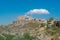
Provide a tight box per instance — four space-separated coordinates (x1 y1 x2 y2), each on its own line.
0 34 6 40
2 34 15 40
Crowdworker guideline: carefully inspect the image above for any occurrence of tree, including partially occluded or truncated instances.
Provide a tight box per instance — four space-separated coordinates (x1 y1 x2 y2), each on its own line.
23 32 35 40
48 17 54 22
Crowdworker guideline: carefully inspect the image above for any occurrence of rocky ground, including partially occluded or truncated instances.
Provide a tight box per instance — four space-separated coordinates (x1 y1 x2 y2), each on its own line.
0 21 60 40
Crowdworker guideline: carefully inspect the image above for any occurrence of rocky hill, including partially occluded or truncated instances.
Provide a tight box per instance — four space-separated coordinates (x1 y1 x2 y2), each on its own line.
0 16 60 40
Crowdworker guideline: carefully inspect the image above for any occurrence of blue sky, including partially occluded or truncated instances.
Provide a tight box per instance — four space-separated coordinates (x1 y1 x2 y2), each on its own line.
0 0 60 24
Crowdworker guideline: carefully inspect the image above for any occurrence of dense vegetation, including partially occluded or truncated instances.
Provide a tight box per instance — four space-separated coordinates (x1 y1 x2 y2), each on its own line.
0 32 35 40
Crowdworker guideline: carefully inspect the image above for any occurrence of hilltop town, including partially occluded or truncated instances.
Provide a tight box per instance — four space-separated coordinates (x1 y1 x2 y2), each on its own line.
13 16 47 27
12 16 60 27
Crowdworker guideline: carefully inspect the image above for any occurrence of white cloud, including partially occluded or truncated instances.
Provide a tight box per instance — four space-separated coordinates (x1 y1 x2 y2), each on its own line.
26 9 50 15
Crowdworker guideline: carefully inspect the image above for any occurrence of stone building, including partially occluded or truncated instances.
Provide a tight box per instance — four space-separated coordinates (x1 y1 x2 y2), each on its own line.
54 20 60 27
